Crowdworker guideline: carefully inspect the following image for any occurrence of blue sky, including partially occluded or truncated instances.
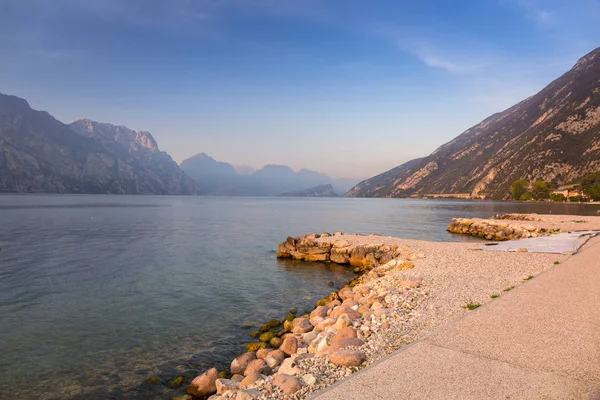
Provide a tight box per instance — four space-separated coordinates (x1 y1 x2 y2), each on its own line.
1 0 599 178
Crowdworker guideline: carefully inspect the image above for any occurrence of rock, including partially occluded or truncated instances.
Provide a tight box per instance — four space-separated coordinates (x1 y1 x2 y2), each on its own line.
269 337 283 349
236 389 263 400
216 379 240 395
302 374 317 386
173 396 193 400
517 248 528 252
239 372 264 389
218 371 227 379
332 240 350 248
273 374 302 394
332 327 357 344
245 342 266 353
187 368 219 398
334 314 351 330
308 331 333 355
330 248 351 264
231 374 244 382
260 319 281 332
330 306 361 320
373 307 394 316
231 352 257 375
148 377 160 384
315 317 337 332
330 349 367 367
259 331 275 342
338 287 354 301
329 338 364 354
292 318 314 334
244 359 272 376
265 349 286 368
280 336 298 356
309 315 324 327
302 330 319 345
381 322 390 329
342 299 358 308
311 306 329 319
278 358 301 375
167 375 185 388
256 348 270 360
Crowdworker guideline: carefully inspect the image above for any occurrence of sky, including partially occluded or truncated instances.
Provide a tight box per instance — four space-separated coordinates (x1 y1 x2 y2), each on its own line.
1 0 599 179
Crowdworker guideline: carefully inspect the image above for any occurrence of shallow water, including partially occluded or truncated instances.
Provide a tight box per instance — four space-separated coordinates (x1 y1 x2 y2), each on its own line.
0 195 598 399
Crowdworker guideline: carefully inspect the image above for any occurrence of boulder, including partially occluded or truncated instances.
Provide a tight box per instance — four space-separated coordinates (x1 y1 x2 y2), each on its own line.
338 287 354 301
259 331 275 342
332 327 357 344
256 348 270 360
334 314 351 330
216 379 240 395
264 349 286 368
315 317 337 332
260 319 281 332
239 372 264 389
329 338 364 354
273 374 302 395
187 367 219 398
269 337 283 349
278 358 301 375
292 318 314 334
244 359 272 376
308 331 333 355
330 248 350 264
330 349 367 367
280 336 298 356
302 330 319 345
231 352 257 375
231 374 244 382
245 342 266 353
330 306 361 320
311 306 329 318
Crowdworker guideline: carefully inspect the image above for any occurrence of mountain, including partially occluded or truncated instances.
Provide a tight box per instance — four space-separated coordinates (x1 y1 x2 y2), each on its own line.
0 93 197 194
233 164 255 175
280 184 339 197
346 47 600 200
180 154 358 196
69 119 197 194
179 153 241 194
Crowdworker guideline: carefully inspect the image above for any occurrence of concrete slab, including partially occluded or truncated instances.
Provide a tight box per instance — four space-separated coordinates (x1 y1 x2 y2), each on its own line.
314 342 595 400
313 237 600 400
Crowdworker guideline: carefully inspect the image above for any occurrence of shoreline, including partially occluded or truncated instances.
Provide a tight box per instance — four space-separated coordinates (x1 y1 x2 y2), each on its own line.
179 213 600 400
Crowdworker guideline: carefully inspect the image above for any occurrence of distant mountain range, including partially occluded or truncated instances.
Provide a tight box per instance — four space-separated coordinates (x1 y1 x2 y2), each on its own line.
0 93 197 194
180 153 358 196
0 94 359 195
347 47 600 200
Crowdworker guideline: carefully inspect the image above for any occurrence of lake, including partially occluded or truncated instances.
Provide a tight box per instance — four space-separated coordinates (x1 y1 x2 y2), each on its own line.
1 195 598 399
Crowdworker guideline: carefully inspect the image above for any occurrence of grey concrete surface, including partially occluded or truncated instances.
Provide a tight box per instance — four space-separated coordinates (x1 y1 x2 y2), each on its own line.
312 237 600 400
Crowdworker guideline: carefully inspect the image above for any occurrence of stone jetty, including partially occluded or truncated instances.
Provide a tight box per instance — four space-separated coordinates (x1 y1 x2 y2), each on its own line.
446 217 551 240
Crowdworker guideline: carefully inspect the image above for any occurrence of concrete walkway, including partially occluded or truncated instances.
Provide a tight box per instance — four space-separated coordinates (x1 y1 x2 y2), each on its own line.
313 237 600 400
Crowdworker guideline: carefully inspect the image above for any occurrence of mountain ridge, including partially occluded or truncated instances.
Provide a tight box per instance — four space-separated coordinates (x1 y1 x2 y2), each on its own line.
346 47 600 199
0 94 198 194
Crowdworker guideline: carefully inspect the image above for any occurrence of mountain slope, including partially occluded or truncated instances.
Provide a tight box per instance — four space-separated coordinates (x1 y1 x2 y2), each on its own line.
179 153 241 194
0 93 197 194
280 184 339 197
69 119 198 195
346 47 600 200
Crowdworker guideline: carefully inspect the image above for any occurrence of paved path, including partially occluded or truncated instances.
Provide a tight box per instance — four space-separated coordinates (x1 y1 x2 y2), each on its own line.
313 237 600 400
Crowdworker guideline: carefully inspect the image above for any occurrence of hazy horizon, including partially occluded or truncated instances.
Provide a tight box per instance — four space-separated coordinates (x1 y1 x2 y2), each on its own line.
1 0 599 179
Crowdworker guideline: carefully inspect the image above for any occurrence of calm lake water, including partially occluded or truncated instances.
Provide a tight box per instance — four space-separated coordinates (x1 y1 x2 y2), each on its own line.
1 195 598 399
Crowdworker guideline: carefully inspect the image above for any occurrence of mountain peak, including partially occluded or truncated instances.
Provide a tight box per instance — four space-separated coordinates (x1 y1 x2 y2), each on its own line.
70 119 159 153
572 47 600 70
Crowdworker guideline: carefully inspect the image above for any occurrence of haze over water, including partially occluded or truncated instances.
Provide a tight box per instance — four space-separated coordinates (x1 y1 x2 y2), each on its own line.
1 195 598 399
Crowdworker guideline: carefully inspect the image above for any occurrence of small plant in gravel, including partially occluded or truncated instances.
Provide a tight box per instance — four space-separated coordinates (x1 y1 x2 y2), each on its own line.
503 286 515 292
524 275 534 280
464 302 481 310
490 294 499 299
554 260 560 265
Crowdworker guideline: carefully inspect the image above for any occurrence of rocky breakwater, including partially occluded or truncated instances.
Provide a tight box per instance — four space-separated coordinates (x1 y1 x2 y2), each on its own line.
277 232 418 274
182 234 428 400
447 217 555 241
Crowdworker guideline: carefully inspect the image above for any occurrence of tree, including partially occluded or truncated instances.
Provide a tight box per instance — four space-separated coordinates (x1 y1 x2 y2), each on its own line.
550 193 566 202
531 181 550 200
580 172 600 201
520 192 533 201
510 179 529 200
